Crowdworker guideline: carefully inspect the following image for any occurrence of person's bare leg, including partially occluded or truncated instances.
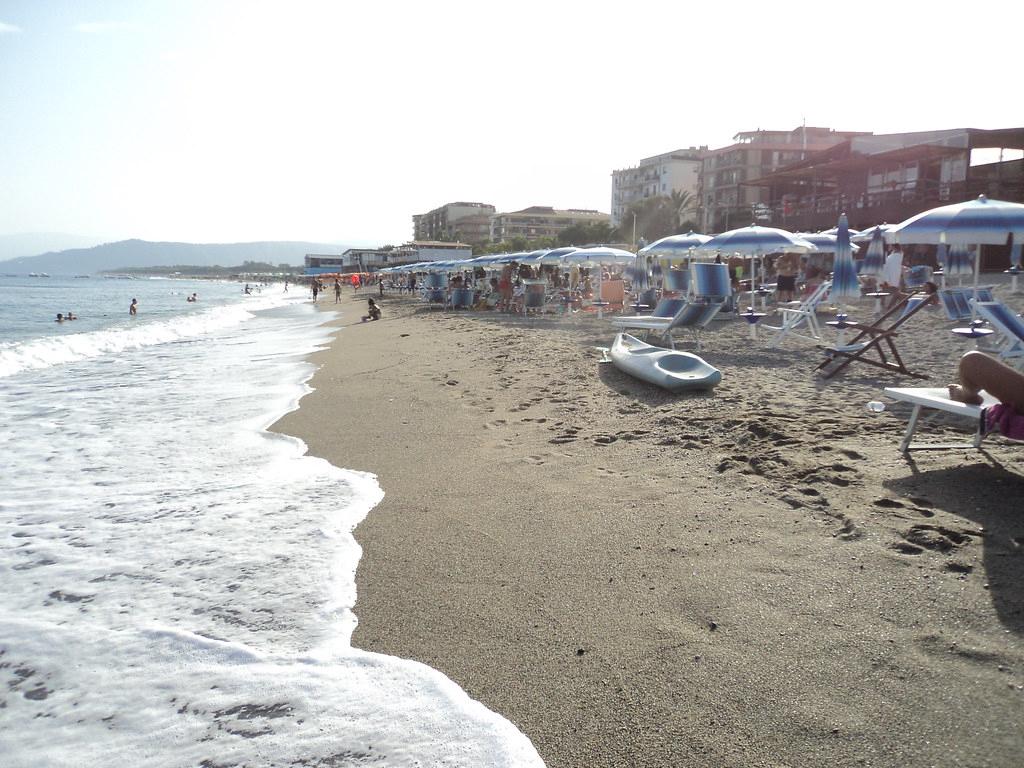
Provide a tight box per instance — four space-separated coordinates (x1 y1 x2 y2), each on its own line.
949 351 1024 412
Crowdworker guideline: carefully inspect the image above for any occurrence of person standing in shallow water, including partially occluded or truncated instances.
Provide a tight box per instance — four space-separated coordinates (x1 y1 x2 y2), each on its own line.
334 278 342 304
129 298 138 316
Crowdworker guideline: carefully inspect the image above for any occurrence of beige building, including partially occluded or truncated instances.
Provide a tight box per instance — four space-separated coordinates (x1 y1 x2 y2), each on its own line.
489 206 610 242
412 202 496 246
699 126 868 232
611 147 706 228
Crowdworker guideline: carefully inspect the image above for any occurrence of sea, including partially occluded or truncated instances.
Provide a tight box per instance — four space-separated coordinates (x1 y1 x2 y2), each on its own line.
0 275 543 767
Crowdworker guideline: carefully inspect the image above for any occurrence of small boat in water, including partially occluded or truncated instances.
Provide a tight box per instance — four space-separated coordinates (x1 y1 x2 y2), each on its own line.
607 333 722 392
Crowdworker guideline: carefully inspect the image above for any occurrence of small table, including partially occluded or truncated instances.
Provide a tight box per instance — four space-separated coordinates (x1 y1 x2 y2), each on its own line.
741 309 766 339
629 303 650 314
864 291 890 315
951 326 993 346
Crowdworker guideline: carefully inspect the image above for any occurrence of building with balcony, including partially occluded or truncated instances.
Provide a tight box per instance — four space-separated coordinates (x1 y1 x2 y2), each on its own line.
412 202 496 246
742 127 1024 234
489 206 610 243
611 147 707 228
699 127 868 232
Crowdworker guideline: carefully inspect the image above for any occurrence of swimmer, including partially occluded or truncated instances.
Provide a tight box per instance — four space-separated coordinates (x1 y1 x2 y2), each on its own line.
56 313 64 322
129 298 138 316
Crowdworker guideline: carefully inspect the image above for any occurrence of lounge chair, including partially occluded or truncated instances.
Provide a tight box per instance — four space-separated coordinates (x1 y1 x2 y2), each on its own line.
523 281 550 315
972 300 1024 364
763 280 832 347
663 268 689 295
610 298 722 350
448 287 475 310
816 289 932 380
883 386 998 452
938 286 995 321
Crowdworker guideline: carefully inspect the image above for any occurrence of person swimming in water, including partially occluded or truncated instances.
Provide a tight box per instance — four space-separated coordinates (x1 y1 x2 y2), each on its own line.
129 298 138 315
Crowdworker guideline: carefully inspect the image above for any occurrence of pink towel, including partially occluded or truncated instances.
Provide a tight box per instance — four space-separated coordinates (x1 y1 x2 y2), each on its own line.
985 404 1024 441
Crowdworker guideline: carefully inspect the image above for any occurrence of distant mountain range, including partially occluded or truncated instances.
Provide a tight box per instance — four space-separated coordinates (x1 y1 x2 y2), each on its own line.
1 239 356 275
0 232 106 261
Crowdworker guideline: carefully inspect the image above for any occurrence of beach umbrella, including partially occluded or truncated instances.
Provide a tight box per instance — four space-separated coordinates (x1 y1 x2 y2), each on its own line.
891 195 1024 314
1009 240 1022 293
795 232 862 255
829 214 860 344
639 231 712 264
696 225 817 308
542 246 579 263
564 246 635 318
860 227 886 276
851 224 893 243
626 253 651 291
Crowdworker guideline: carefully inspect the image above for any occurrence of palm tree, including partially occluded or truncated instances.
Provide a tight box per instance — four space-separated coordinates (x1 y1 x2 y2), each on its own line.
670 189 696 231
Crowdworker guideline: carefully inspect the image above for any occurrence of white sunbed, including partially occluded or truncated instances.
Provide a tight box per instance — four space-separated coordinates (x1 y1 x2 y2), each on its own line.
883 386 998 453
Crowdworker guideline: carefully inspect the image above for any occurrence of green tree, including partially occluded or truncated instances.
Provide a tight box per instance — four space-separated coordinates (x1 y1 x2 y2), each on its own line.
623 196 678 244
557 222 615 246
670 189 697 230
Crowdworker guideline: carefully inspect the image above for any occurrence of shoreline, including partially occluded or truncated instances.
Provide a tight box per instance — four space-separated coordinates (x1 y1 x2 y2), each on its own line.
272 289 1024 767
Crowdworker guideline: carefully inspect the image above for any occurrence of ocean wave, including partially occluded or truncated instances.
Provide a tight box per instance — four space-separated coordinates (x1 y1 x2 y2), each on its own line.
0 293 296 378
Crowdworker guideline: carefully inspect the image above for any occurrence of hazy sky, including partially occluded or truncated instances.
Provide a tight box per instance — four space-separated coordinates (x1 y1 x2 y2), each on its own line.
1 0 1021 246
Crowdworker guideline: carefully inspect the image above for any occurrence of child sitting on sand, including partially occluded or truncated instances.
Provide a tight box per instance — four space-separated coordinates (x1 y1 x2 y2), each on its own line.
362 298 381 322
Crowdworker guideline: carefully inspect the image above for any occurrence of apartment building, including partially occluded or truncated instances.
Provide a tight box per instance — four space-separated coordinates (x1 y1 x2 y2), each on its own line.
610 147 706 228
412 202 496 246
699 127 868 232
489 206 610 242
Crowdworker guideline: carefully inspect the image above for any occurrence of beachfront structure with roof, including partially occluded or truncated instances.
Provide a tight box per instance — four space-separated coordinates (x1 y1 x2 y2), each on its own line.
611 147 707 228
413 202 496 246
304 241 473 275
742 127 1024 240
699 127 869 233
489 206 610 242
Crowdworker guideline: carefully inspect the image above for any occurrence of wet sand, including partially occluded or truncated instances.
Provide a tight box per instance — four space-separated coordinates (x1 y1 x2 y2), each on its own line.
273 286 1024 767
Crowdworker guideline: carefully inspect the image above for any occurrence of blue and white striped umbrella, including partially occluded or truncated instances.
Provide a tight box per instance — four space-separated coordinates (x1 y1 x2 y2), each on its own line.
831 214 861 301
860 227 886 276
944 243 974 280
639 231 712 258
935 242 948 269
538 246 579 264
697 225 817 307
626 253 651 290
890 195 1024 245
795 232 863 255
697 225 817 256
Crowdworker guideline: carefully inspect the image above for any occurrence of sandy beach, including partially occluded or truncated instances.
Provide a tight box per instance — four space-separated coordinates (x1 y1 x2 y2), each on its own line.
273 286 1024 767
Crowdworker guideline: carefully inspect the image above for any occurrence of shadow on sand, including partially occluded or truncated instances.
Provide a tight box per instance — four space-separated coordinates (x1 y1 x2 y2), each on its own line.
885 460 1024 635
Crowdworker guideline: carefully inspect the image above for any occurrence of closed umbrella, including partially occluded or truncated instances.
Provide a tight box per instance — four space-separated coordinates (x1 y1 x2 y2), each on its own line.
944 244 974 284
1010 240 1022 294
829 214 861 344
860 227 886 275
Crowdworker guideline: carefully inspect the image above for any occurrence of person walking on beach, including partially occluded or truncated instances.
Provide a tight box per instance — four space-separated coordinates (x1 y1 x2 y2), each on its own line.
129 298 138 316
311 280 320 303
334 278 342 303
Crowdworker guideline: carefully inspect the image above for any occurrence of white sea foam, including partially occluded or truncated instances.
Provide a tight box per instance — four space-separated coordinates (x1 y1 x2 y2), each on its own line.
0 297 544 766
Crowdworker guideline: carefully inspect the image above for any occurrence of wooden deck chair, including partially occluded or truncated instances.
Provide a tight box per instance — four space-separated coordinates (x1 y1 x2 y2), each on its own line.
597 279 625 312
815 290 932 380
973 300 1024 364
763 280 832 347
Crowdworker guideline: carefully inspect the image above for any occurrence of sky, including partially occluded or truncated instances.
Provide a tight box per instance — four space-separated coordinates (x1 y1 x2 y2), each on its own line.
1 0 1022 247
